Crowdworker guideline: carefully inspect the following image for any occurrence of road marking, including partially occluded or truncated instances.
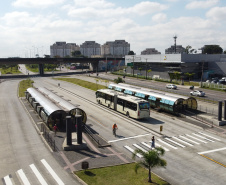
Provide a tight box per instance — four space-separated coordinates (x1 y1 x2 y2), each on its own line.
179 135 200 144
4 175 13 185
172 137 193 146
199 154 226 168
17 169 31 185
198 147 226 155
165 138 186 148
198 132 221 141
142 141 170 151
30 164 48 185
41 159 65 185
109 133 152 143
157 139 178 149
186 134 208 143
124 145 142 158
192 133 214 142
133 144 148 152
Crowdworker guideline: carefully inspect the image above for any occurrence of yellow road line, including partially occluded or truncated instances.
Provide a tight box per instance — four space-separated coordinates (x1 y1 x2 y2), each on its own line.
200 154 226 168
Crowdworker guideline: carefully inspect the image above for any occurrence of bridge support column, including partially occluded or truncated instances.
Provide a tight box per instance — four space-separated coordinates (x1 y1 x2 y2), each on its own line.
39 64 44 76
218 101 222 121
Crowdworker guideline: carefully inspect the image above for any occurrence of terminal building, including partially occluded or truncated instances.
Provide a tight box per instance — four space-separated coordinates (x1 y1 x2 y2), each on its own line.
125 54 226 80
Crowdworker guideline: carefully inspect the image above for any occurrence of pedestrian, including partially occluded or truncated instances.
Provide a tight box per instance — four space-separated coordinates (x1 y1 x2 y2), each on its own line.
151 136 155 149
112 123 118 137
53 124 58 136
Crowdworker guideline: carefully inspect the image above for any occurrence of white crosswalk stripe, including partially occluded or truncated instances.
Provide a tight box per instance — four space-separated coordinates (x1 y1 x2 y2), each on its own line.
157 139 178 149
41 159 65 185
165 138 186 148
172 137 193 146
142 141 170 151
192 133 214 142
198 132 221 141
17 169 31 185
3 175 13 185
30 164 48 185
179 135 200 144
123 132 221 156
124 145 143 158
2 160 65 185
186 134 208 143
133 144 148 152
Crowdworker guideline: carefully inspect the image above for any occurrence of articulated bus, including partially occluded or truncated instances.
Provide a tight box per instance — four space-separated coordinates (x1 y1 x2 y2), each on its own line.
96 89 150 119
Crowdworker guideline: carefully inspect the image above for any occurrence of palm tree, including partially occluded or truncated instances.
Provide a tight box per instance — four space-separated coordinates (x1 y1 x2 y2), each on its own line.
132 147 167 183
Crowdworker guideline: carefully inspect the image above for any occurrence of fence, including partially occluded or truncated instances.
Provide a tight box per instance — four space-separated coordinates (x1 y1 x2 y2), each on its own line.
201 82 226 90
41 124 58 152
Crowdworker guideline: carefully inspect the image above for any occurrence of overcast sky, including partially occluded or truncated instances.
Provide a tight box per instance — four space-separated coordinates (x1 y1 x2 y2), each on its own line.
1 0 226 57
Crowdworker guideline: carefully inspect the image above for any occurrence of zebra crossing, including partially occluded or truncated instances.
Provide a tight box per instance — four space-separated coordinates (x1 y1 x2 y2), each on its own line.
3 159 65 185
124 132 221 157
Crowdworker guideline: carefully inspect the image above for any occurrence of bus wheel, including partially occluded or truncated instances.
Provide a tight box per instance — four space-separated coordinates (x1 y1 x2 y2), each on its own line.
108 104 110 108
126 112 130 118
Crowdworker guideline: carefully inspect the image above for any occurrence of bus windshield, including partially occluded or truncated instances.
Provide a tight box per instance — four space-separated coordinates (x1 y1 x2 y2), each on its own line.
139 102 150 110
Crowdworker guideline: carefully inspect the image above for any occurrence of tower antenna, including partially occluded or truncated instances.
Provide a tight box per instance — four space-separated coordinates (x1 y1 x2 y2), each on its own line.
173 35 177 53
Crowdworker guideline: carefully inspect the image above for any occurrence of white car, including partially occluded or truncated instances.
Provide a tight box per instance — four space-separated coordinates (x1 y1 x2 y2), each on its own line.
190 90 205 97
166 84 177 89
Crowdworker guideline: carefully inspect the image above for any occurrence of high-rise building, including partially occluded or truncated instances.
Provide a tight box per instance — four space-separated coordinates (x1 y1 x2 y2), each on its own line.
80 41 101 57
101 40 130 57
50 42 80 57
141 48 161 55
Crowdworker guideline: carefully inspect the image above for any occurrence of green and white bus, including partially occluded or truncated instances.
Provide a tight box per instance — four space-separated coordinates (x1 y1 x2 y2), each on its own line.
96 89 150 119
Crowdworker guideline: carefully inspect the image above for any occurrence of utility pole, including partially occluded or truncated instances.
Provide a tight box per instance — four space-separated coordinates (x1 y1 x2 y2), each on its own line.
200 60 204 87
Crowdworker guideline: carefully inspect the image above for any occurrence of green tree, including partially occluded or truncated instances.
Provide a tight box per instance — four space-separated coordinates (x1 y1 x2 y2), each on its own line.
147 69 152 79
224 50 226 54
185 72 195 84
174 71 181 81
203 45 223 54
132 147 167 183
128 51 135 55
114 77 125 84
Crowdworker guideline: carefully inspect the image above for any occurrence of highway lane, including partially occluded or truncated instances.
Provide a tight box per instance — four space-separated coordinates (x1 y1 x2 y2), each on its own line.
33 77 226 185
96 73 226 102
0 79 80 184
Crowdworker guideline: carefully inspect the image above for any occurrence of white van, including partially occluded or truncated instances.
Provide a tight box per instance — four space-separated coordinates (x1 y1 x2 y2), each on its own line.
221 77 226 81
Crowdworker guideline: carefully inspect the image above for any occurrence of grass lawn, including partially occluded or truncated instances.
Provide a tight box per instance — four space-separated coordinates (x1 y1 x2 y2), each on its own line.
55 78 107 91
18 79 34 97
75 163 169 185
0 67 21 74
26 65 58 73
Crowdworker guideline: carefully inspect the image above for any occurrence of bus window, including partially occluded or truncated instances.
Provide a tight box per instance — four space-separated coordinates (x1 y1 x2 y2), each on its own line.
139 102 150 110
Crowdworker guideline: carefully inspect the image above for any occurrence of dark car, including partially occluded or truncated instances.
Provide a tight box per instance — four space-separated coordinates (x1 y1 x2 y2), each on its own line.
217 80 226 85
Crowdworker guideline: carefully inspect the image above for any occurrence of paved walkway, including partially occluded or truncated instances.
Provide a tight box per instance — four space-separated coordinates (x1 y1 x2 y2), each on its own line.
21 97 133 175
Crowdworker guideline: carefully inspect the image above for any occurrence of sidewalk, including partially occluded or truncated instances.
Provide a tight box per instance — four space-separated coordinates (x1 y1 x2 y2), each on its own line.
21 97 133 174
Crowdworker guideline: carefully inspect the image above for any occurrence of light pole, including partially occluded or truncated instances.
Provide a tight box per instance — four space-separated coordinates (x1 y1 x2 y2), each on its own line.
145 58 148 79
200 60 204 87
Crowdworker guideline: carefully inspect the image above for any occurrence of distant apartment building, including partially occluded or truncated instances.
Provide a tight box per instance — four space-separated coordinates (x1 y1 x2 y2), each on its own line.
165 45 186 54
50 42 80 57
101 40 130 57
141 48 161 55
80 41 101 57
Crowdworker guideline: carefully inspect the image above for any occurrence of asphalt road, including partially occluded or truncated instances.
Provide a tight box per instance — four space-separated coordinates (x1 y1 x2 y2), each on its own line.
1 75 226 185
0 79 80 184
33 76 226 185
96 72 226 102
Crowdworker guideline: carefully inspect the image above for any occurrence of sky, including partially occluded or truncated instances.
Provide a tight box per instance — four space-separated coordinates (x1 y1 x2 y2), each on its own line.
0 0 226 57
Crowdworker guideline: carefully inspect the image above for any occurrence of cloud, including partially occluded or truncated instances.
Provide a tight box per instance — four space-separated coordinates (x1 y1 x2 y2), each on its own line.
206 6 226 21
186 0 219 9
152 13 167 22
67 1 168 19
73 0 114 8
12 0 65 8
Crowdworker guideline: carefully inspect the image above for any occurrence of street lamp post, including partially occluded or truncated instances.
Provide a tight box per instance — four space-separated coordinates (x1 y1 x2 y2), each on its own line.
145 58 148 79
